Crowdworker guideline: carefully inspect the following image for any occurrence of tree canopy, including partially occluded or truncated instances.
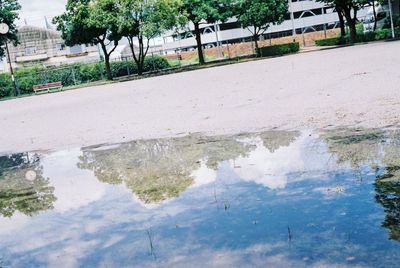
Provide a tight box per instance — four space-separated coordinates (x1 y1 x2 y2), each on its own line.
236 0 287 53
0 0 21 58
181 0 233 64
118 0 185 74
53 0 123 80
0 153 56 218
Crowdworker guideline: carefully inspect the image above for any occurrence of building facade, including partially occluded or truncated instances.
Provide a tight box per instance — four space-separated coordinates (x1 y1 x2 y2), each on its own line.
7 25 99 69
159 0 400 53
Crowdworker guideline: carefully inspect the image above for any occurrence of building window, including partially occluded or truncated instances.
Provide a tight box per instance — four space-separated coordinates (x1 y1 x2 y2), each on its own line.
56 43 66 51
25 47 36 55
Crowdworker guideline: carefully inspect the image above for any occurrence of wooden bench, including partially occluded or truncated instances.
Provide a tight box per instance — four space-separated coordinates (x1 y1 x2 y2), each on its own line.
33 81 63 94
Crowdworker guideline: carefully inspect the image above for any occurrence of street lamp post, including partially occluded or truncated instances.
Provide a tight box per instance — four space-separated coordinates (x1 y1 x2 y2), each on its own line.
0 23 18 96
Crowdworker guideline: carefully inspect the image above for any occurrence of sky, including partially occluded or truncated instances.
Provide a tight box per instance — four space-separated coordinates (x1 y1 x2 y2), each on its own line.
18 0 67 27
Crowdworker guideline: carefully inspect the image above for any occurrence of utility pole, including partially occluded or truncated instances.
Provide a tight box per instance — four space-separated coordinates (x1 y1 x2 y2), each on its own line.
214 23 222 59
388 0 395 38
289 0 296 36
0 23 18 96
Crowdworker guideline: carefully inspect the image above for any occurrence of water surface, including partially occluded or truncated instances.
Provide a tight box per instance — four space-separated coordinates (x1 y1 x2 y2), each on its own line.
0 129 400 267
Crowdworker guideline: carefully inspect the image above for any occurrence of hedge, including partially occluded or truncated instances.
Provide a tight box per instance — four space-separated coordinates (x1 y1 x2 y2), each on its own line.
0 56 170 99
315 37 345 46
316 27 400 46
257 42 300 57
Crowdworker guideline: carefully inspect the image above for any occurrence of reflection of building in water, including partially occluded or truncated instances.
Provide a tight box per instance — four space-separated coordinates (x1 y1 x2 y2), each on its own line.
0 153 56 218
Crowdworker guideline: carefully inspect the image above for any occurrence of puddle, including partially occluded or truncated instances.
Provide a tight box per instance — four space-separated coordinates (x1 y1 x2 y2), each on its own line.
0 129 400 267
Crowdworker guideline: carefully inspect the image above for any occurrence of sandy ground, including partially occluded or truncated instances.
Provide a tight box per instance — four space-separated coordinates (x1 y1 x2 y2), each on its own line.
1 41 399 154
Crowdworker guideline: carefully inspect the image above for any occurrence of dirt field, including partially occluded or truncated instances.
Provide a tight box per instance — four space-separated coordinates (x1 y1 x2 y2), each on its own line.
1 41 399 154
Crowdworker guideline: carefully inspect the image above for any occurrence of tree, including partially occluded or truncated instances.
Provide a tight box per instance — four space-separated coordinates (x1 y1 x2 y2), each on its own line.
54 0 123 80
335 5 347 37
181 0 232 64
119 0 184 75
236 0 287 55
375 168 400 241
318 0 364 43
78 134 253 204
0 153 56 217
0 0 21 58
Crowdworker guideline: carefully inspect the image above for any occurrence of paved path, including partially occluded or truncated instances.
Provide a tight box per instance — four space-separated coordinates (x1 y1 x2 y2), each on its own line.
1 41 399 153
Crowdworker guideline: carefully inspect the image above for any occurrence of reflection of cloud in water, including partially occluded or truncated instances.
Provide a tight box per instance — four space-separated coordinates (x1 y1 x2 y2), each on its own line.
42 149 107 213
0 212 30 235
190 159 217 188
231 132 335 190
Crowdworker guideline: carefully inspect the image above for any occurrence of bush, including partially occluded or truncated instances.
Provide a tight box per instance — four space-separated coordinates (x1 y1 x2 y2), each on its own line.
0 56 172 99
257 42 300 57
0 73 13 98
315 37 345 46
111 61 137 77
384 15 400 29
79 63 104 82
375 28 392 40
143 56 170 72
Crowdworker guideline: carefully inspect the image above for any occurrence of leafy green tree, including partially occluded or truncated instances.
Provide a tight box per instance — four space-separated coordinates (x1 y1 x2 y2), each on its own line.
236 0 287 55
0 0 21 58
53 0 123 80
318 0 364 43
118 0 184 75
181 0 232 64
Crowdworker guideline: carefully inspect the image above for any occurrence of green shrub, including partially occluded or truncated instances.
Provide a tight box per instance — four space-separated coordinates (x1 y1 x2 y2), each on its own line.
352 32 376 42
15 66 43 95
257 42 300 57
111 60 137 77
315 37 345 46
0 56 169 100
0 73 12 98
143 56 170 72
384 15 400 29
79 63 104 82
375 28 392 40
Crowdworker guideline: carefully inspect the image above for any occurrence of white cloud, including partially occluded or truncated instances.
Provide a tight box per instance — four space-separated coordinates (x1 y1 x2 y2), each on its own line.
18 0 67 27
42 149 107 213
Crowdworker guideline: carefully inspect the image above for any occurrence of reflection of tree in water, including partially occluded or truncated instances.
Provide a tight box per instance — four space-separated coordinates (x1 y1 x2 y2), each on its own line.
323 128 400 242
0 153 56 218
322 128 384 168
375 167 400 241
259 131 299 153
79 132 301 204
79 135 255 204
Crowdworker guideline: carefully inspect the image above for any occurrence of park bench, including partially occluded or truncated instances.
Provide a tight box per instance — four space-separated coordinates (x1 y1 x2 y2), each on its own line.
33 81 63 94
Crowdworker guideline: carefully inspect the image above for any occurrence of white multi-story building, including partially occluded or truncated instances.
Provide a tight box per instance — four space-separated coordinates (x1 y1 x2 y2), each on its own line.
158 0 400 53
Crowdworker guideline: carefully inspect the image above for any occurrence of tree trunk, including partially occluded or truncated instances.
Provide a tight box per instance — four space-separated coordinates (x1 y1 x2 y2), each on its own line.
349 20 357 44
137 36 144 75
194 22 205 65
372 2 377 31
100 41 113 80
344 9 357 44
130 36 147 75
254 34 260 56
104 54 113 81
336 6 346 37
